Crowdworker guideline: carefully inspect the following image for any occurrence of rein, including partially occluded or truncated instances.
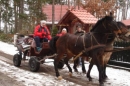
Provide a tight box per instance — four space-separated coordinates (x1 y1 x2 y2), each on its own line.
105 46 130 52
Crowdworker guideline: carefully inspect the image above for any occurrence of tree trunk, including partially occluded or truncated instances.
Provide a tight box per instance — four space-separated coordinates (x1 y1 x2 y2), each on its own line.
19 0 24 31
52 0 55 33
14 1 18 33
0 5 1 31
68 0 70 9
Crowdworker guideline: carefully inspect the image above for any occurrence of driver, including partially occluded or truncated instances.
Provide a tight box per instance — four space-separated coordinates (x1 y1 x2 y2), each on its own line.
34 20 52 48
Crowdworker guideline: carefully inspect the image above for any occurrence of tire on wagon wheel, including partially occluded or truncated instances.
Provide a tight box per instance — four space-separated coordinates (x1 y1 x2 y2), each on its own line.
29 57 40 72
58 59 64 69
13 54 21 67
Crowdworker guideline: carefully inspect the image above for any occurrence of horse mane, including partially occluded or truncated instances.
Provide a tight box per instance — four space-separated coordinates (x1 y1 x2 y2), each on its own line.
91 15 114 32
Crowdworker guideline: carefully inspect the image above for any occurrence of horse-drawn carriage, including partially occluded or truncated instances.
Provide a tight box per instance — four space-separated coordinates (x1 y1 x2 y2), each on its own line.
12 14 130 86
13 33 64 72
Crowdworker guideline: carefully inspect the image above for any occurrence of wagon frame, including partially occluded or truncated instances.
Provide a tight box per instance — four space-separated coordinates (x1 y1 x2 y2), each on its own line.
13 34 64 72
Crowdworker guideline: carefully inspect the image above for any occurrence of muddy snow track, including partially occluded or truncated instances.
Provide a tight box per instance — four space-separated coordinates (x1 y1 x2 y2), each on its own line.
0 51 101 86
1 51 130 86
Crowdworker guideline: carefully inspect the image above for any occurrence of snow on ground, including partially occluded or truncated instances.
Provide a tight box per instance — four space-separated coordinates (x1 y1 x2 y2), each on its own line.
0 42 18 55
0 59 79 86
0 41 130 86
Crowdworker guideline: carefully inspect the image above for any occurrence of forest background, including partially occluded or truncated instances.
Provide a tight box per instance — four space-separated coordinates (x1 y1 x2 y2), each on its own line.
0 0 130 42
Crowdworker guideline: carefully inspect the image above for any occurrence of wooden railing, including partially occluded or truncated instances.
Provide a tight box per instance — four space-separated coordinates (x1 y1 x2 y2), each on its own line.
109 41 130 68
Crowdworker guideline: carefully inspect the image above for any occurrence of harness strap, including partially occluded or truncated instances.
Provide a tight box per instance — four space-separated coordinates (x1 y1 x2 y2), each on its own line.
75 35 80 46
73 32 102 61
90 32 100 45
73 44 106 62
83 34 86 50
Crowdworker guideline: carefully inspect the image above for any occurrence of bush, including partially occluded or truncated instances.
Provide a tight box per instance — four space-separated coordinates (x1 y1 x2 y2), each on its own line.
51 26 58 37
0 33 14 43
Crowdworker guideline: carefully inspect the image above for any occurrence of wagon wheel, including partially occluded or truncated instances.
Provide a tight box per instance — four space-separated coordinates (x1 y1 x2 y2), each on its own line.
13 54 21 67
58 59 64 69
29 57 40 72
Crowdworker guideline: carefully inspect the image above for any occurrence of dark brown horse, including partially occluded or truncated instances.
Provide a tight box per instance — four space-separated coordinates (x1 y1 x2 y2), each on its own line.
86 22 128 80
73 22 129 70
74 22 130 85
50 15 129 85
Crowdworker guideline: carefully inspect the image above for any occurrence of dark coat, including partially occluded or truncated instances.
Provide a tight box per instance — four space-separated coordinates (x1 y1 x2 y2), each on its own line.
74 30 85 36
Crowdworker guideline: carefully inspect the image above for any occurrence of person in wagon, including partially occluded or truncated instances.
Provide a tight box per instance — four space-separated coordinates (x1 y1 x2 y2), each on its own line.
56 28 67 37
34 20 52 48
74 23 89 67
74 23 85 35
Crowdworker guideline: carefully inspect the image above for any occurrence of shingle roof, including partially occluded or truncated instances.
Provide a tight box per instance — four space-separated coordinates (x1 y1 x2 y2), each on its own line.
42 5 68 22
42 5 98 24
58 9 98 25
70 10 98 24
122 19 130 26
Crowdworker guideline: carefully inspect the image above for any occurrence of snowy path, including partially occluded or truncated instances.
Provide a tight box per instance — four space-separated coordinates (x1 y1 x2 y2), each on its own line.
0 41 130 86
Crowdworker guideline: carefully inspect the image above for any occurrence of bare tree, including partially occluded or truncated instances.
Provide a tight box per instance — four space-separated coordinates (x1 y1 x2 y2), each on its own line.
82 0 117 18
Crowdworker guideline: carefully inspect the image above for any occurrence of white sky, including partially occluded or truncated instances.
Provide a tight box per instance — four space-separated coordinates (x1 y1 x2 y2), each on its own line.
0 41 130 86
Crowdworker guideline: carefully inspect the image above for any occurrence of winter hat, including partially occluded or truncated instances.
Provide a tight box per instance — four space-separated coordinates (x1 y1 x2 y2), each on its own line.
62 28 67 31
40 20 46 24
76 23 82 28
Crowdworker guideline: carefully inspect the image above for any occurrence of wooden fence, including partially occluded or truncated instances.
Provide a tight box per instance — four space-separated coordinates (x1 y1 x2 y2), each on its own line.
109 41 130 68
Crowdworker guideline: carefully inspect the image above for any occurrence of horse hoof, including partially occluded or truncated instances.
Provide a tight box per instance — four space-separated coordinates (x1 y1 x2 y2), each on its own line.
99 83 104 86
74 69 78 72
104 77 109 82
69 72 72 77
83 71 86 74
99 81 104 86
87 75 92 81
103 76 109 82
58 76 62 80
87 76 92 81
89 78 92 81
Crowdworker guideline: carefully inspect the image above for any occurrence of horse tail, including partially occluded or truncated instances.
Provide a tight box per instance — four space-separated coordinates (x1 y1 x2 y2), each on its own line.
49 36 59 53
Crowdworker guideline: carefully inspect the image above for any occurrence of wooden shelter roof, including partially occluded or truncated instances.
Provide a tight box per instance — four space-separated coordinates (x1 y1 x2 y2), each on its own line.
122 19 130 26
58 9 98 25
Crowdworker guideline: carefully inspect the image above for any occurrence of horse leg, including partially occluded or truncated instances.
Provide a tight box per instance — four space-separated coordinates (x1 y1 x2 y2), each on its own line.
54 53 64 80
87 60 93 81
73 58 79 72
96 63 104 85
81 57 86 73
73 57 86 73
64 57 72 77
103 64 108 81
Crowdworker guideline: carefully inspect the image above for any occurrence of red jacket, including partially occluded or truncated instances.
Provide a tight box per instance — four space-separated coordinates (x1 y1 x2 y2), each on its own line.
34 25 52 40
56 32 66 37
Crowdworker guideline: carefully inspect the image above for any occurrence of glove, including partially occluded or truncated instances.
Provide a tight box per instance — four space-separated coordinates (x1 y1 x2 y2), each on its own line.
42 32 46 36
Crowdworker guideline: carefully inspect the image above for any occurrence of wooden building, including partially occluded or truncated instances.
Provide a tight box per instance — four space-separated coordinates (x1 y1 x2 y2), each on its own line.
122 19 130 29
57 9 98 33
42 5 69 29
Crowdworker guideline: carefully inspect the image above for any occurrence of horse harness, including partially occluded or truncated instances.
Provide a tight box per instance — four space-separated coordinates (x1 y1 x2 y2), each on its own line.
72 32 105 61
72 20 121 59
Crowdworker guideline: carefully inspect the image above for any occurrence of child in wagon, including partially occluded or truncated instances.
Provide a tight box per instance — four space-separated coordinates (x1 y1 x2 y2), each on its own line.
56 28 67 37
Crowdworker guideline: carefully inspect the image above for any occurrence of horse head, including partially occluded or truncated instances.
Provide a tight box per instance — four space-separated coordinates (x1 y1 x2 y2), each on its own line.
91 15 130 41
116 22 130 41
91 15 116 33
